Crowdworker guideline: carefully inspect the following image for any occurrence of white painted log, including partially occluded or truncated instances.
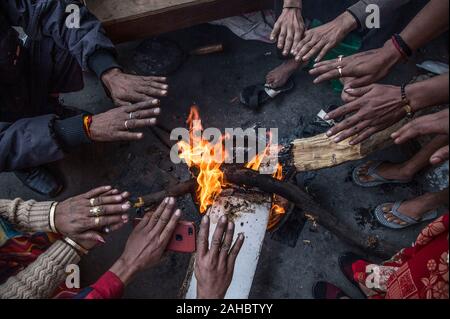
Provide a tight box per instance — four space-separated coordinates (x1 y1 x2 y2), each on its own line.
185 188 271 299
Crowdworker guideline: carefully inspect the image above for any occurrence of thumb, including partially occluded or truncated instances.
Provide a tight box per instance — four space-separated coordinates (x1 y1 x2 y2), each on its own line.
430 145 449 165
78 231 106 245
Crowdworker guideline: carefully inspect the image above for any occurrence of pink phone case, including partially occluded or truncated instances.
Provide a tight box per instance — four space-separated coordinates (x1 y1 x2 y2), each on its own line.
167 221 196 253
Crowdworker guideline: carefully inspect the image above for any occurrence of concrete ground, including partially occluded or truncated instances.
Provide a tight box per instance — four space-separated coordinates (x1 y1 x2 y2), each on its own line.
1 1 448 299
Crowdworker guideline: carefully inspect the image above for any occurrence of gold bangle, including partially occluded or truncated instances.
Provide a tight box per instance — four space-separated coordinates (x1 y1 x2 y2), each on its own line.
63 237 89 256
49 202 59 234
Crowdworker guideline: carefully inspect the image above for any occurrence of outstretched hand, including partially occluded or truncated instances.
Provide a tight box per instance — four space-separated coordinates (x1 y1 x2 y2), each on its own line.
271 8 305 56
195 215 244 299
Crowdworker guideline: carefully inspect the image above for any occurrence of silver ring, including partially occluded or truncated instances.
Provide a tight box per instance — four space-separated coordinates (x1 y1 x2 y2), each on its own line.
129 112 134 120
89 198 96 207
338 55 344 63
124 120 130 130
337 66 343 78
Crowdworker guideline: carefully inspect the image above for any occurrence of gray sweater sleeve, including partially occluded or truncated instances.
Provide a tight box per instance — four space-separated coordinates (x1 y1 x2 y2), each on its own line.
347 0 411 31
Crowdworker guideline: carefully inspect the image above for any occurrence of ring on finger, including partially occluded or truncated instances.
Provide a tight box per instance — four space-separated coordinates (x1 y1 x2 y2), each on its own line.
124 120 130 130
129 112 134 120
90 206 103 217
89 198 96 207
338 55 344 63
337 66 343 78
94 217 101 226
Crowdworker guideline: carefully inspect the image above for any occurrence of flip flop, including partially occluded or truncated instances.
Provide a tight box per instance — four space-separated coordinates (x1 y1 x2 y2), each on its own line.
239 79 294 110
312 281 350 299
374 201 439 229
352 161 412 188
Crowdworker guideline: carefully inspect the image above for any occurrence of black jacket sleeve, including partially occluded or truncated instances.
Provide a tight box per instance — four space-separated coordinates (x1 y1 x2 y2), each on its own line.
0 114 91 172
0 0 120 77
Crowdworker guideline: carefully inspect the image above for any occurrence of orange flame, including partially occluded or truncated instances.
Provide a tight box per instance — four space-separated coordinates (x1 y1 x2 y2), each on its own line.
178 106 226 213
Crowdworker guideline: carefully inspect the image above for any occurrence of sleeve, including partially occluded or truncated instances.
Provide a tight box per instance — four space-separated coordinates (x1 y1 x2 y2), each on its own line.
74 271 124 299
347 0 411 31
0 0 121 77
0 198 54 233
0 240 80 299
0 114 91 172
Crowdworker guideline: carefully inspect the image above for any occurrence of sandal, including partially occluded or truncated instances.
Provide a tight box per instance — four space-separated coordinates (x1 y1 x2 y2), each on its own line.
312 281 350 299
239 79 294 110
352 161 412 188
374 201 439 229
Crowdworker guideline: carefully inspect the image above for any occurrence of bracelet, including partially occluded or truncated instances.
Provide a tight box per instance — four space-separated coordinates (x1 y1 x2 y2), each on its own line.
49 202 59 233
283 0 302 9
63 237 89 256
401 84 414 119
83 115 93 138
392 34 413 59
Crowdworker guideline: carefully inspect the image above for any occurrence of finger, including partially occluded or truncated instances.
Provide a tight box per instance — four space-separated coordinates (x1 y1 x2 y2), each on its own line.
123 118 157 130
346 75 374 89
293 32 312 56
312 58 338 68
325 100 360 121
83 186 113 199
91 215 126 229
107 221 127 233
101 202 132 215
125 99 160 113
270 21 281 41
197 215 210 258
136 210 152 231
349 126 380 145
292 32 303 54
159 209 182 246
342 85 372 98
153 198 178 235
219 222 235 264
147 197 173 231
277 27 287 50
121 92 153 104
77 231 106 244
332 120 371 143
391 122 419 144
430 145 449 165
137 86 168 98
283 30 294 56
142 76 167 83
95 192 130 206
302 40 325 62
313 68 343 84
132 108 161 120
114 131 145 141
297 38 319 61
227 233 245 270
210 215 228 260
326 115 361 137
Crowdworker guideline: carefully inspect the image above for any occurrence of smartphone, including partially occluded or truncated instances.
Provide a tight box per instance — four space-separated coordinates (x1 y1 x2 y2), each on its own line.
167 221 196 253
133 217 196 253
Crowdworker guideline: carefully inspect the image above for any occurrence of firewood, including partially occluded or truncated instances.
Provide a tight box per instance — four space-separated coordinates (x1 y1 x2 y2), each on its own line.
292 122 405 171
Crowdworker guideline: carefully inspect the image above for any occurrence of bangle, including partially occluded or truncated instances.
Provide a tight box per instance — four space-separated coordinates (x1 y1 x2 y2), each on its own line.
83 115 93 138
401 84 414 119
49 202 59 233
63 237 89 256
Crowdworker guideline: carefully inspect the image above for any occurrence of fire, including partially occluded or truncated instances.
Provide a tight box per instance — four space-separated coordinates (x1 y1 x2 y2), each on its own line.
178 105 226 213
177 106 286 229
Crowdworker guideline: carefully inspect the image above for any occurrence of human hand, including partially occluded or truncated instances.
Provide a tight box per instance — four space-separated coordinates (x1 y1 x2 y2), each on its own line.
90 100 160 142
309 41 402 87
325 84 407 145
101 68 168 106
293 11 357 63
271 7 305 56
392 109 449 165
195 215 244 299
55 186 131 250
109 198 182 285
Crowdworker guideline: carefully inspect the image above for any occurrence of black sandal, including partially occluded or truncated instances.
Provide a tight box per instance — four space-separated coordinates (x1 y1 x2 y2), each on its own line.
239 79 294 110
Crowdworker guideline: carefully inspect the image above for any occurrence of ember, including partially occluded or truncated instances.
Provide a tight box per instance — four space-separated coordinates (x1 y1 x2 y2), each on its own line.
177 106 287 228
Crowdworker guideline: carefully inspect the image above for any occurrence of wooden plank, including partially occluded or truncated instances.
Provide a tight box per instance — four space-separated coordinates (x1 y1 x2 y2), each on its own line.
85 0 273 43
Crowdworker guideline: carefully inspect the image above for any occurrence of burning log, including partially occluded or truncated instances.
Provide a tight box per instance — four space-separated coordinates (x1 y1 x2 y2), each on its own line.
292 121 406 171
136 166 400 258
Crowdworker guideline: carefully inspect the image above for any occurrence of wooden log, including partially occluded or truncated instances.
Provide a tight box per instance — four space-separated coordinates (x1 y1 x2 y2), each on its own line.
134 179 196 208
292 121 406 172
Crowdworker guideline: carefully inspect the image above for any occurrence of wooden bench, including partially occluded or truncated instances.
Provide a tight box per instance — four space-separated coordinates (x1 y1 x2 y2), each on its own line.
85 0 273 43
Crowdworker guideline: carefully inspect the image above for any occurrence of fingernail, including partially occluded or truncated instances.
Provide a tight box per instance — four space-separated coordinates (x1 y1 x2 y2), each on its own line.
239 232 245 239
164 197 169 204
161 90 168 95
98 237 106 244
228 222 234 230
324 114 330 120
345 88 354 94
314 57 319 63
122 214 129 220
220 215 227 223
202 215 209 223
333 137 341 143
122 202 131 210
115 195 123 201
137 133 144 139
105 186 112 190
152 99 159 105
163 85 169 90
150 118 157 125
326 130 333 137
122 192 129 197
154 108 161 115
169 197 175 204
175 209 182 217
112 189 119 194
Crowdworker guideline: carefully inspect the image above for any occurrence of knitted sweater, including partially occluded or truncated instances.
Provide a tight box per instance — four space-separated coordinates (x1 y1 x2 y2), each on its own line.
0 199 80 299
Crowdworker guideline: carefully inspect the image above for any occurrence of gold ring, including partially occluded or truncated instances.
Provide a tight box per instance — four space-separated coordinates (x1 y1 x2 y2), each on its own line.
94 217 101 226
90 206 102 217
338 55 344 63
89 198 96 207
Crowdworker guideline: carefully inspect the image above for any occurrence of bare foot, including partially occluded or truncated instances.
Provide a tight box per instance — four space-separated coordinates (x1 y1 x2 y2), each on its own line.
265 59 302 88
356 161 414 184
381 193 441 226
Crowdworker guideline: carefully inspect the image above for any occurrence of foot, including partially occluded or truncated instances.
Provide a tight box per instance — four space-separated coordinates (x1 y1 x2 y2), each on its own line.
14 167 63 198
355 161 414 184
380 194 438 227
265 59 301 88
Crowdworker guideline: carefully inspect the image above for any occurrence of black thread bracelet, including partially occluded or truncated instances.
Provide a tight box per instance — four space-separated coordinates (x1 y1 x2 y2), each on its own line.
393 34 413 58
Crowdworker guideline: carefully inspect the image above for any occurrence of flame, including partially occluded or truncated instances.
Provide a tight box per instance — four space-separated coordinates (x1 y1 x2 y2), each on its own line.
178 106 226 213
178 106 286 229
